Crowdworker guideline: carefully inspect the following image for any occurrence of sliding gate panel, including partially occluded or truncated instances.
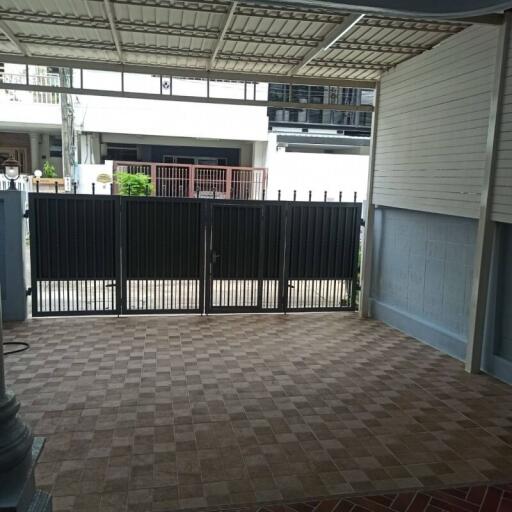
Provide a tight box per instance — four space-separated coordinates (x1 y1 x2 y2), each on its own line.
29 193 120 316
284 202 361 311
121 197 204 313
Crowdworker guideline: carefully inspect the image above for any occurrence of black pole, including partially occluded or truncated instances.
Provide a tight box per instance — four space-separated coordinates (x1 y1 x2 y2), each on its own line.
308 190 312 202
339 191 342 202
92 183 95 195
293 190 296 201
278 190 281 201
262 189 266 201
354 191 357 203
54 181 58 194
73 181 77 194
324 191 327 202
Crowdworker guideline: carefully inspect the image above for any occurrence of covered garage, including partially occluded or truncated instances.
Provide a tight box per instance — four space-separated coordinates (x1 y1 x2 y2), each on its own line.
1 1 512 511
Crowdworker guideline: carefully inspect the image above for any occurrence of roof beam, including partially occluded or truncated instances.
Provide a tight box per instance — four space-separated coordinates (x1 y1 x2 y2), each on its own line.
103 0 124 62
0 53 377 88
0 80 374 112
289 13 364 75
0 19 30 56
1 34 389 69
209 0 237 70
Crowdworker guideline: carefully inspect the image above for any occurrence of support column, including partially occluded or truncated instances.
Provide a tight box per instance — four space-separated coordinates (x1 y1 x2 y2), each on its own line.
466 14 511 373
28 133 40 173
0 193 52 510
359 81 380 318
0 191 27 321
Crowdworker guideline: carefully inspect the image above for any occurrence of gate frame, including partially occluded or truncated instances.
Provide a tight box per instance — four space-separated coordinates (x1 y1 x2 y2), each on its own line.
28 192 362 317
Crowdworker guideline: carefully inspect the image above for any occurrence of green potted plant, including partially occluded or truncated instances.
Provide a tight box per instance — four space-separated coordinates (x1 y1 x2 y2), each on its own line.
42 160 58 178
115 171 153 196
32 160 65 189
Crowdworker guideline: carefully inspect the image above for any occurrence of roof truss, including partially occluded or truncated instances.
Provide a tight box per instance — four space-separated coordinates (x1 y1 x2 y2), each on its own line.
209 0 238 69
102 0 124 62
0 18 31 56
0 0 482 85
290 13 365 75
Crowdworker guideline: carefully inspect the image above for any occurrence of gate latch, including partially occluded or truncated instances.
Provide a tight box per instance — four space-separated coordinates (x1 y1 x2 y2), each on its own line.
23 209 30 219
26 287 32 296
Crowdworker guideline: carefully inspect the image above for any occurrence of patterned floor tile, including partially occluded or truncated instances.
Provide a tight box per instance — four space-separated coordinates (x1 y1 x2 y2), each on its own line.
3 313 512 512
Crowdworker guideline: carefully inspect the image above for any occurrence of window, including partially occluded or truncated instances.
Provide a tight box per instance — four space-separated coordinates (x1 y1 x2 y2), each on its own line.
106 143 138 161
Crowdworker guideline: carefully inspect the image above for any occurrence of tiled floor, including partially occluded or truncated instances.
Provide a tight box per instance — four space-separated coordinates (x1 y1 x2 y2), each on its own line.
3 313 512 512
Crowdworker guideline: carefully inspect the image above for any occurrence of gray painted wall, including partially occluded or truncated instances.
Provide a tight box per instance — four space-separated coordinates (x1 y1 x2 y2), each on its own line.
482 223 512 384
495 225 512 362
370 206 476 360
0 191 28 321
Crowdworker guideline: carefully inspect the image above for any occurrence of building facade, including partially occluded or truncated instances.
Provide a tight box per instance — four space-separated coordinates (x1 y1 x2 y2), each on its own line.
0 65 371 201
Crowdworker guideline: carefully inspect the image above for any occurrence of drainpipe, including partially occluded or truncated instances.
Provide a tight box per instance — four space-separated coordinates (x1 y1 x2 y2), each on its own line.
0 284 52 511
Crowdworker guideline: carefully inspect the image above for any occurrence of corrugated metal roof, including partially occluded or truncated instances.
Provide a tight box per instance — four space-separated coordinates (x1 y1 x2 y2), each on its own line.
0 0 475 85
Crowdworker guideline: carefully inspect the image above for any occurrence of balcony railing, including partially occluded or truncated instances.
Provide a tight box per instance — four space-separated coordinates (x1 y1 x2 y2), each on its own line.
0 73 60 104
113 161 268 200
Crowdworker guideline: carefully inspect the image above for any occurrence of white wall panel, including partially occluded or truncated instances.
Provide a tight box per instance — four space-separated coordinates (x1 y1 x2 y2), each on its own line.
373 25 499 218
493 29 512 223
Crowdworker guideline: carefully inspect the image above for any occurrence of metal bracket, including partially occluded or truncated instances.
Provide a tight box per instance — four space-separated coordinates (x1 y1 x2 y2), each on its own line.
26 287 32 296
23 209 30 218
360 218 365 227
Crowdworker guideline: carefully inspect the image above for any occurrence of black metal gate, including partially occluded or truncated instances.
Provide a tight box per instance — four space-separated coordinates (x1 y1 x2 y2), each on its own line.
29 193 120 316
29 193 361 317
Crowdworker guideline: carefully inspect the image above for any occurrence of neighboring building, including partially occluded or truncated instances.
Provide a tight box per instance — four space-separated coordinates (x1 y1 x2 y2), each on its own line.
0 64 372 201
268 84 373 136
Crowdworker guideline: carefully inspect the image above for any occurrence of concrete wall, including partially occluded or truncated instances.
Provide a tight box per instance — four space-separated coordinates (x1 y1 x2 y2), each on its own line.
266 134 369 202
0 191 27 321
370 207 477 360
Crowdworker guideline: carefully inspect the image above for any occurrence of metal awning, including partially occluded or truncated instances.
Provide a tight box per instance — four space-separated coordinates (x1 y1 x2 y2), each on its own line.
0 0 503 87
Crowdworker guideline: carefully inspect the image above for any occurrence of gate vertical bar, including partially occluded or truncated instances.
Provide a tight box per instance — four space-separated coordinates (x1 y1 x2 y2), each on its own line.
280 203 291 313
189 165 195 198
351 205 362 311
204 200 212 314
226 168 232 199
257 206 265 309
118 196 125 315
28 194 38 317
150 164 157 196
199 199 206 314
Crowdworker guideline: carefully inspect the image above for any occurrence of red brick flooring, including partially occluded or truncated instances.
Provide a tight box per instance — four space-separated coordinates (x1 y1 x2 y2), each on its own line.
255 482 512 512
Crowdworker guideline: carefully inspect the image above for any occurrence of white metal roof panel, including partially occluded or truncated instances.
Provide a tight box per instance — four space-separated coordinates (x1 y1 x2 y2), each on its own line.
0 0 478 85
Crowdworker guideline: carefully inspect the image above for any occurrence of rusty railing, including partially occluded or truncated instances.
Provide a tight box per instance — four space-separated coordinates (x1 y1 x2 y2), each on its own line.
112 161 268 200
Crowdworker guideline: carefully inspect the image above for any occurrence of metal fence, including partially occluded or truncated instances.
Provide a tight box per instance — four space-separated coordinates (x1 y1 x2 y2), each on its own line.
113 161 267 200
28 192 361 316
